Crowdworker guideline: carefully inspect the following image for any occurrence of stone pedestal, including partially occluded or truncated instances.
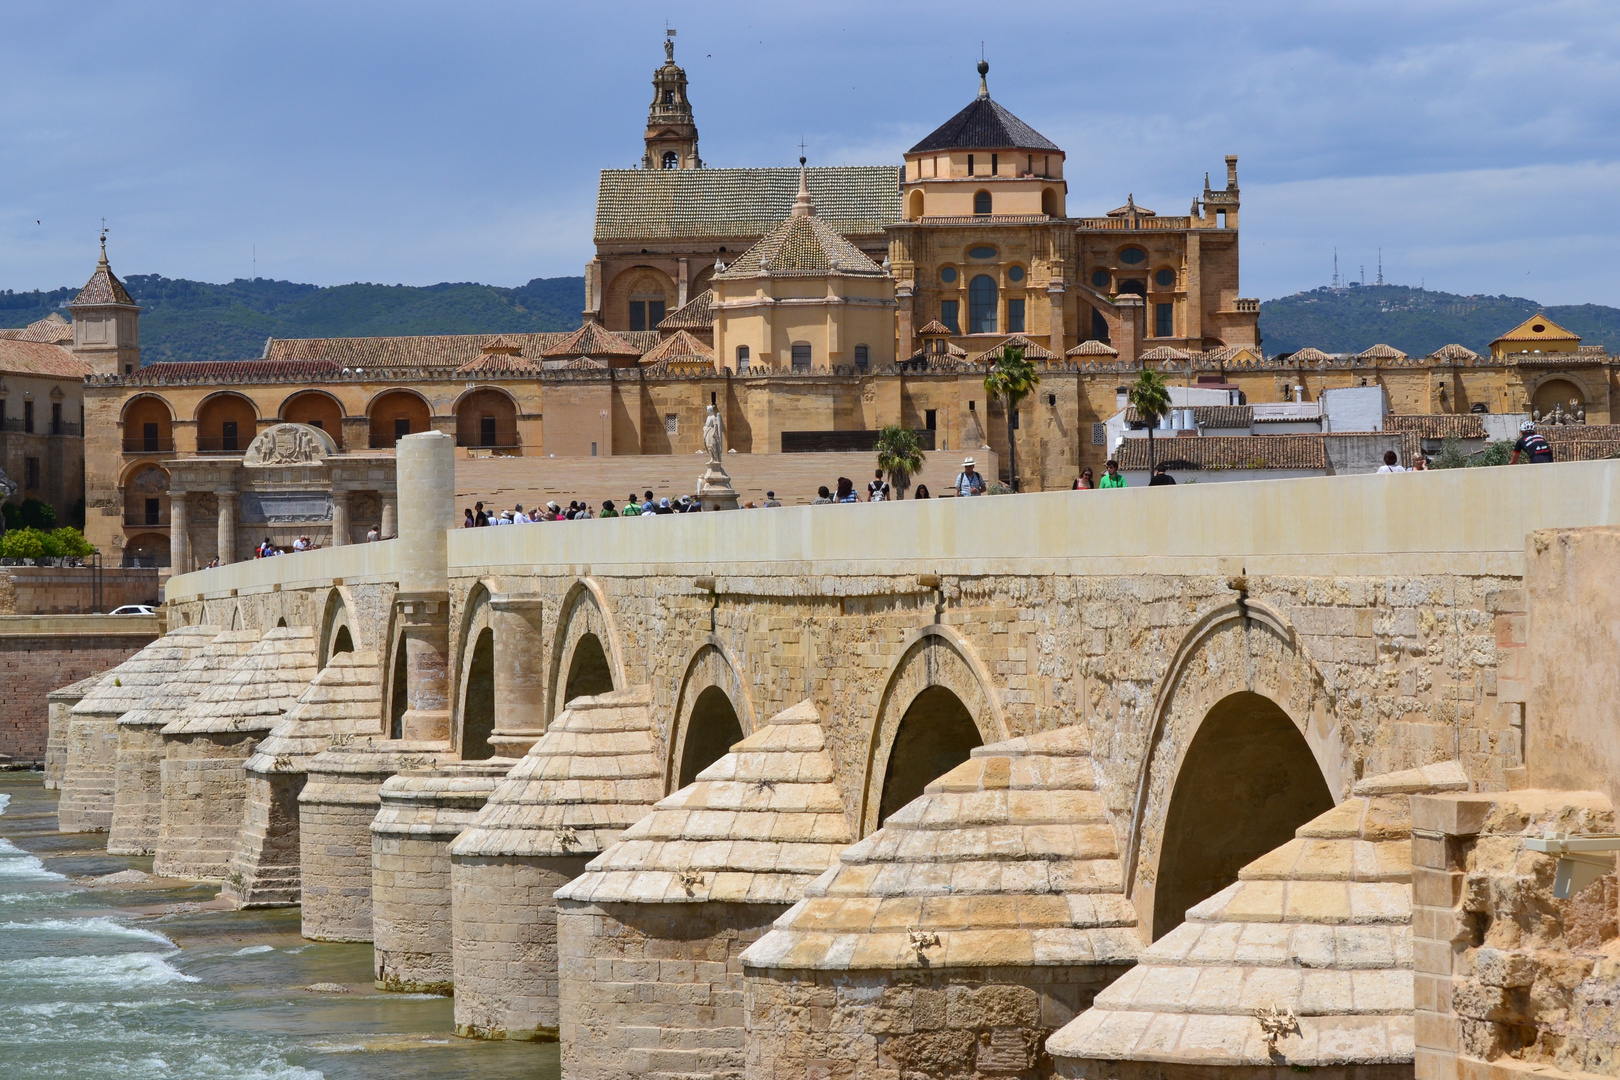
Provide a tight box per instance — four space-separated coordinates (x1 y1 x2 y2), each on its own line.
153 730 258 880
696 461 740 512
370 762 506 993
45 675 102 790
298 739 449 942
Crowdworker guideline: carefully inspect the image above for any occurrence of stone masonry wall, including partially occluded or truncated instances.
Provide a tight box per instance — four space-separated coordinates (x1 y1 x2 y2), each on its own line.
557 900 783 1080
0 618 155 763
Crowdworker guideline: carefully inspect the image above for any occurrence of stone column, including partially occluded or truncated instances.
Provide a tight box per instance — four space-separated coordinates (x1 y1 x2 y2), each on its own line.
216 491 236 566
169 492 190 573
487 595 547 757
896 283 914 361
330 490 350 547
394 433 455 743
677 257 689 308
1047 279 1066 358
380 492 398 540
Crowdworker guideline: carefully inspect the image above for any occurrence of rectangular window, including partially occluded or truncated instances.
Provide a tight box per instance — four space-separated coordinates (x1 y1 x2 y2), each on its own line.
967 154 974 175
394 417 411 439
51 402 62 435
925 409 937 430
25 457 38 490
1155 302 1174 338
665 414 678 435
735 345 749 373
941 300 960 334
0 399 6 426
591 441 598 457
480 414 496 446
1217 210 1227 228
648 300 665 327
1007 299 1025 334
629 301 646 331
1091 307 1110 343
144 497 159 526
854 344 869 371
309 419 323 430
991 153 998 176
143 422 158 451
221 419 238 452
23 401 33 434
791 343 812 372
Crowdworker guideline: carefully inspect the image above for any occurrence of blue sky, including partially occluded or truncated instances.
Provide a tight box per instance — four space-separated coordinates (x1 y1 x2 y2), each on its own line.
4 1 1618 304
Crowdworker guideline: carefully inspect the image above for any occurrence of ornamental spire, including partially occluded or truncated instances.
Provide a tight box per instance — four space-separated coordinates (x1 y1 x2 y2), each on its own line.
977 59 990 99
792 154 815 217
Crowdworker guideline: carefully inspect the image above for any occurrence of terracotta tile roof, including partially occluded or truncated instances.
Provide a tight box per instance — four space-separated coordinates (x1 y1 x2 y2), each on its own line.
541 356 610 371
0 313 74 344
916 320 953 336
1430 343 1480 362
1140 345 1192 361
978 334 1052 362
1285 346 1333 363
1491 313 1581 346
638 329 714 368
1115 434 1327 471
455 352 541 376
481 335 523 354
656 289 713 330
0 339 93 379
126 359 341 384
1356 343 1408 361
1383 414 1486 440
539 322 642 358
1124 404 1252 429
1066 340 1118 357
1545 424 1620 442
1200 345 1262 366
73 256 137 307
265 330 661 367
594 166 901 242
1552 440 1620 462
714 211 887 278
908 90 1061 153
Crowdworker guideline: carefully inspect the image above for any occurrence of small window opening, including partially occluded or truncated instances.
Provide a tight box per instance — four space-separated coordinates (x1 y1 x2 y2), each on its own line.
925 409 937 430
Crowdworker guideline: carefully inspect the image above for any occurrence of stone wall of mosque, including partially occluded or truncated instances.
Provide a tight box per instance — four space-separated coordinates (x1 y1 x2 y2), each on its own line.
0 614 157 762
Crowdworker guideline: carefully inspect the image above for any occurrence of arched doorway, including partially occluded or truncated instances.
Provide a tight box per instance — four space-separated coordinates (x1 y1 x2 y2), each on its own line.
461 628 495 760
368 390 432 449
563 632 613 705
1152 691 1333 939
121 395 174 453
455 388 519 449
877 686 983 826
677 686 743 789
195 392 259 453
280 391 345 448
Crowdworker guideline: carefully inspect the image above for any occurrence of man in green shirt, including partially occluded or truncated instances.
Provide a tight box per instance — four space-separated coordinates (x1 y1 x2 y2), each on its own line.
600 500 620 518
1098 459 1127 489
621 492 642 517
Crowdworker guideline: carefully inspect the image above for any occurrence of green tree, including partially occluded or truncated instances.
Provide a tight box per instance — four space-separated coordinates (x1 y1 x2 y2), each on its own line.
1128 368 1172 471
874 424 926 500
0 527 46 560
982 347 1041 492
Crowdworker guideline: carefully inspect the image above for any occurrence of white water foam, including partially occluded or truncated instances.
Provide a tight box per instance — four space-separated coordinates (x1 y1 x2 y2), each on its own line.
3 950 198 987
232 944 275 955
0 792 11 815
0 916 176 947
0 837 66 881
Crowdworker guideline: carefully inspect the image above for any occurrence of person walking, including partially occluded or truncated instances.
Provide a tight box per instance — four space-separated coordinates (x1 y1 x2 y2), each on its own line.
953 457 987 497
1511 421 1555 464
1376 450 1406 473
867 469 889 502
1098 460 1127 489
366 525 380 542
836 477 858 503
763 491 781 507
463 508 476 528
474 501 490 526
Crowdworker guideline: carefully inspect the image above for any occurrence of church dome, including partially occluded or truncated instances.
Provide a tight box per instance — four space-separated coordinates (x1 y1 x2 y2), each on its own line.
907 61 1060 154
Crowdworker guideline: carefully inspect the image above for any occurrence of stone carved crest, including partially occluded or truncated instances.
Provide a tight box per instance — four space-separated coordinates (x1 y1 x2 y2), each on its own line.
242 422 336 467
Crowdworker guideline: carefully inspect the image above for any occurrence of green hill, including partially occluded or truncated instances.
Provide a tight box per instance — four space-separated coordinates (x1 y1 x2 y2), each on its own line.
5 274 1618 364
1258 285 1620 358
0 275 587 363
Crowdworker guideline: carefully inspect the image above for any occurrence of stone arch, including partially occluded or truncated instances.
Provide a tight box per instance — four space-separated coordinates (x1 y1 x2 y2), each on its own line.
317 587 360 668
455 584 500 760
1126 601 1345 940
122 531 169 569
1530 376 1587 421
547 579 625 723
907 189 924 220
860 626 1008 836
279 389 346 448
120 393 175 452
194 391 260 452
121 461 169 529
367 388 434 449
387 619 408 740
453 386 519 449
666 642 757 794
606 266 676 332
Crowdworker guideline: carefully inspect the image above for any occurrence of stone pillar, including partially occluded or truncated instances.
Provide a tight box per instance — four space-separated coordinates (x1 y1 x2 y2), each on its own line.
1185 231 1203 344
330 490 350 547
216 491 236 566
1048 279 1067 357
169 492 190 574
896 283 914 361
1115 294 1144 367
395 433 455 743
379 493 398 540
676 257 689 308
487 595 547 758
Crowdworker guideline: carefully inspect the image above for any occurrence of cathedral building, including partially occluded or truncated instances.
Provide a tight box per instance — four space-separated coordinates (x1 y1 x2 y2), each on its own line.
42 36 1618 571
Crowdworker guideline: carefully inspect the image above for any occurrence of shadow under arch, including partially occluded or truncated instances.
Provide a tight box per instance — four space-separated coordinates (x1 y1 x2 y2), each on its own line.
317 587 361 668
859 625 1008 836
1127 600 1345 940
665 641 757 794
454 583 499 760
547 579 625 724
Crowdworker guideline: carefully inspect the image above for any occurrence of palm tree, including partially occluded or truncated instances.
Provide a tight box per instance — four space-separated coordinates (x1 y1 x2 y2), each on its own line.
1128 368 1172 472
982 346 1042 492
875 423 926 500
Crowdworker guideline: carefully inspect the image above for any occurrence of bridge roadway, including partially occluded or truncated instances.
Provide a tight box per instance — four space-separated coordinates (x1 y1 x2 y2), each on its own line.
164 452 1620 938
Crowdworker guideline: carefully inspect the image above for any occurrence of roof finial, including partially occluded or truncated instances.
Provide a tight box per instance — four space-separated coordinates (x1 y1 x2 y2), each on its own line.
792 146 814 217
98 219 109 265
977 57 990 99
663 23 676 62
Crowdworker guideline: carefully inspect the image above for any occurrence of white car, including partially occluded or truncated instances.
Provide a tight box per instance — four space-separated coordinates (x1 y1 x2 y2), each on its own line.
107 604 157 616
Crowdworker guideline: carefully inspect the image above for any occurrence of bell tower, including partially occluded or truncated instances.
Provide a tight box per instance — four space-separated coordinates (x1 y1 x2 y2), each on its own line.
642 29 701 170
69 231 141 376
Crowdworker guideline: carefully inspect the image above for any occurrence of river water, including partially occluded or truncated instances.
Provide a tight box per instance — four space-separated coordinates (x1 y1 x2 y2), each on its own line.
0 772 557 1080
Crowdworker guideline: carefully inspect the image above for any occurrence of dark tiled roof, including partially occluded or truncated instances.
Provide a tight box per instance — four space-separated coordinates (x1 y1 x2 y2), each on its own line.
1383 414 1486 440
908 95 1060 154
656 290 713 330
0 340 92 379
265 330 661 367
126 359 342 384
1124 405 1253 429
594 167 901 242
73 258 136 307
1115 435 1327 472
714 211 888 278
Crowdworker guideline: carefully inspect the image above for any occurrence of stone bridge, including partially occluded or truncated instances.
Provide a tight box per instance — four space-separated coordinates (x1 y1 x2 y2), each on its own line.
58 435 1620 1079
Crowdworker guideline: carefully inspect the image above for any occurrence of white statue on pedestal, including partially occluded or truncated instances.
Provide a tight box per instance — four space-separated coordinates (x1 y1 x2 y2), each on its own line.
703 404 724 464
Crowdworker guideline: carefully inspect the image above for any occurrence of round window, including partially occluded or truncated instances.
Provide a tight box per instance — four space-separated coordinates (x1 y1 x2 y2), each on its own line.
940 267 958 284
1008 266 1025 283
1091 270 1109 288
1154 268 1175 288
1532 324 1546 333
968 246 997 260
1119 247 1147 265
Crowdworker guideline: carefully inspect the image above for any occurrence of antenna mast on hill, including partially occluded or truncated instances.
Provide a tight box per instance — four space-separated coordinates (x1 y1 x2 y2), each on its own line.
1377 248 1384 286
1332 248 1340 289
